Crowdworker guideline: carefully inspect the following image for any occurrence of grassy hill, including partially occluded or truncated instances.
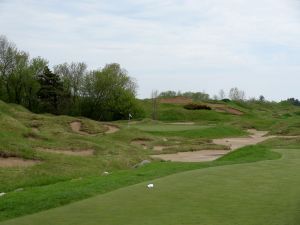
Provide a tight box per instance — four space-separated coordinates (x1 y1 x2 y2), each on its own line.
0 100 152 192
140 98 300 134
1 99 300 222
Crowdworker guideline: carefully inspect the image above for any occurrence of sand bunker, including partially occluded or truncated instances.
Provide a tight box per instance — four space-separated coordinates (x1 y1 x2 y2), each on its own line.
152 129 274 162
152 150 229 162
153 145 179 151
166 122 195 125
0 157 39 168
213 129 272 150
153 146 168 151
37 148 94 156
70 121 90 135
103 124 120 134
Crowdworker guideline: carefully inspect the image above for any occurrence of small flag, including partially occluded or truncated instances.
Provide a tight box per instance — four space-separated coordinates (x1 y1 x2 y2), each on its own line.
129 113 132 118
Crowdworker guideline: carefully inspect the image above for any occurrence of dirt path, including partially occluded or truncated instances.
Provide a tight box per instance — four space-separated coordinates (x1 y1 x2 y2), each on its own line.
151 129 276 162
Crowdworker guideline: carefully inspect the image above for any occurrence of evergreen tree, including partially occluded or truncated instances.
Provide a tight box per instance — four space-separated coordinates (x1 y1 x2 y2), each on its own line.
37 66 63 114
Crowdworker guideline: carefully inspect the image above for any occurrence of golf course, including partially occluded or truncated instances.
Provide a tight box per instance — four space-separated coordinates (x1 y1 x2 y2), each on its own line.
1 6 300 223
0 98 300 225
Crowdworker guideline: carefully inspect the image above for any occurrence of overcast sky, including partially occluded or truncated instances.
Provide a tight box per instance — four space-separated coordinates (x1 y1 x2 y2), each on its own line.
0 0 300 100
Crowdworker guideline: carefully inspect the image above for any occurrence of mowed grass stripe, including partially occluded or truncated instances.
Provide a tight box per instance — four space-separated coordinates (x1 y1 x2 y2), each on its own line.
146 125 247 138
1 149 299 225
131 124 211 132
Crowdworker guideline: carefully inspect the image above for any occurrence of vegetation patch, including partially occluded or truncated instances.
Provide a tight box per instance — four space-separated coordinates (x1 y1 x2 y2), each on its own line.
183 103 212 110
217 145 281 163
23 131 45 141
131 137 153 149
0 151 19 158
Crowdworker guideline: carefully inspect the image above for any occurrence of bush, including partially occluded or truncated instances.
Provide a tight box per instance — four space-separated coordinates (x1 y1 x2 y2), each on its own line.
222 98 231 102
183 103 211 110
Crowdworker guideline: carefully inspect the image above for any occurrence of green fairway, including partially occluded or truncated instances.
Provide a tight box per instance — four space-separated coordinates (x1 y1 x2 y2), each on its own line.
145 124 247 138
130 123 211 132
2 148 299 225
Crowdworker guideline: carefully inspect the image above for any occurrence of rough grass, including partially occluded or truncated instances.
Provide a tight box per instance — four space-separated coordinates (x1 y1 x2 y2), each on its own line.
0 101 150 192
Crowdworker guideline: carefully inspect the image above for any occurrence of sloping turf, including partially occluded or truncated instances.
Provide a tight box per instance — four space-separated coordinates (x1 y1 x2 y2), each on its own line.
1 149 300 225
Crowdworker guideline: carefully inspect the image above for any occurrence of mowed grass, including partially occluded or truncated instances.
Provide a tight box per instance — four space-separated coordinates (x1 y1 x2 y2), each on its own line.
131 123 211 132
0 145 279 221
144 124 248 138
1 148 299 225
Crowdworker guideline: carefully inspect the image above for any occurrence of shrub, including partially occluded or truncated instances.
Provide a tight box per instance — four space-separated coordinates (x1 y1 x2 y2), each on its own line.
222 98 231 102
183 103 211 110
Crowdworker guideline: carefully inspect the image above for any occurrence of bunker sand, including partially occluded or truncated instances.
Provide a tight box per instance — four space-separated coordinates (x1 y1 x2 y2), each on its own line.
70 121 89 135
0 157 39 168
152 129 274 162
103 124 120 134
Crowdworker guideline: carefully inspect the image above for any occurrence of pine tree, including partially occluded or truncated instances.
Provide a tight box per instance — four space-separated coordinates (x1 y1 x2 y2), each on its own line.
37 66 63 114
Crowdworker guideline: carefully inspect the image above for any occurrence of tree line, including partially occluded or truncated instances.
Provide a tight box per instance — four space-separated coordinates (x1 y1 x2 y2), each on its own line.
158 88 245 102
158 90 210 101
0 35 142 121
